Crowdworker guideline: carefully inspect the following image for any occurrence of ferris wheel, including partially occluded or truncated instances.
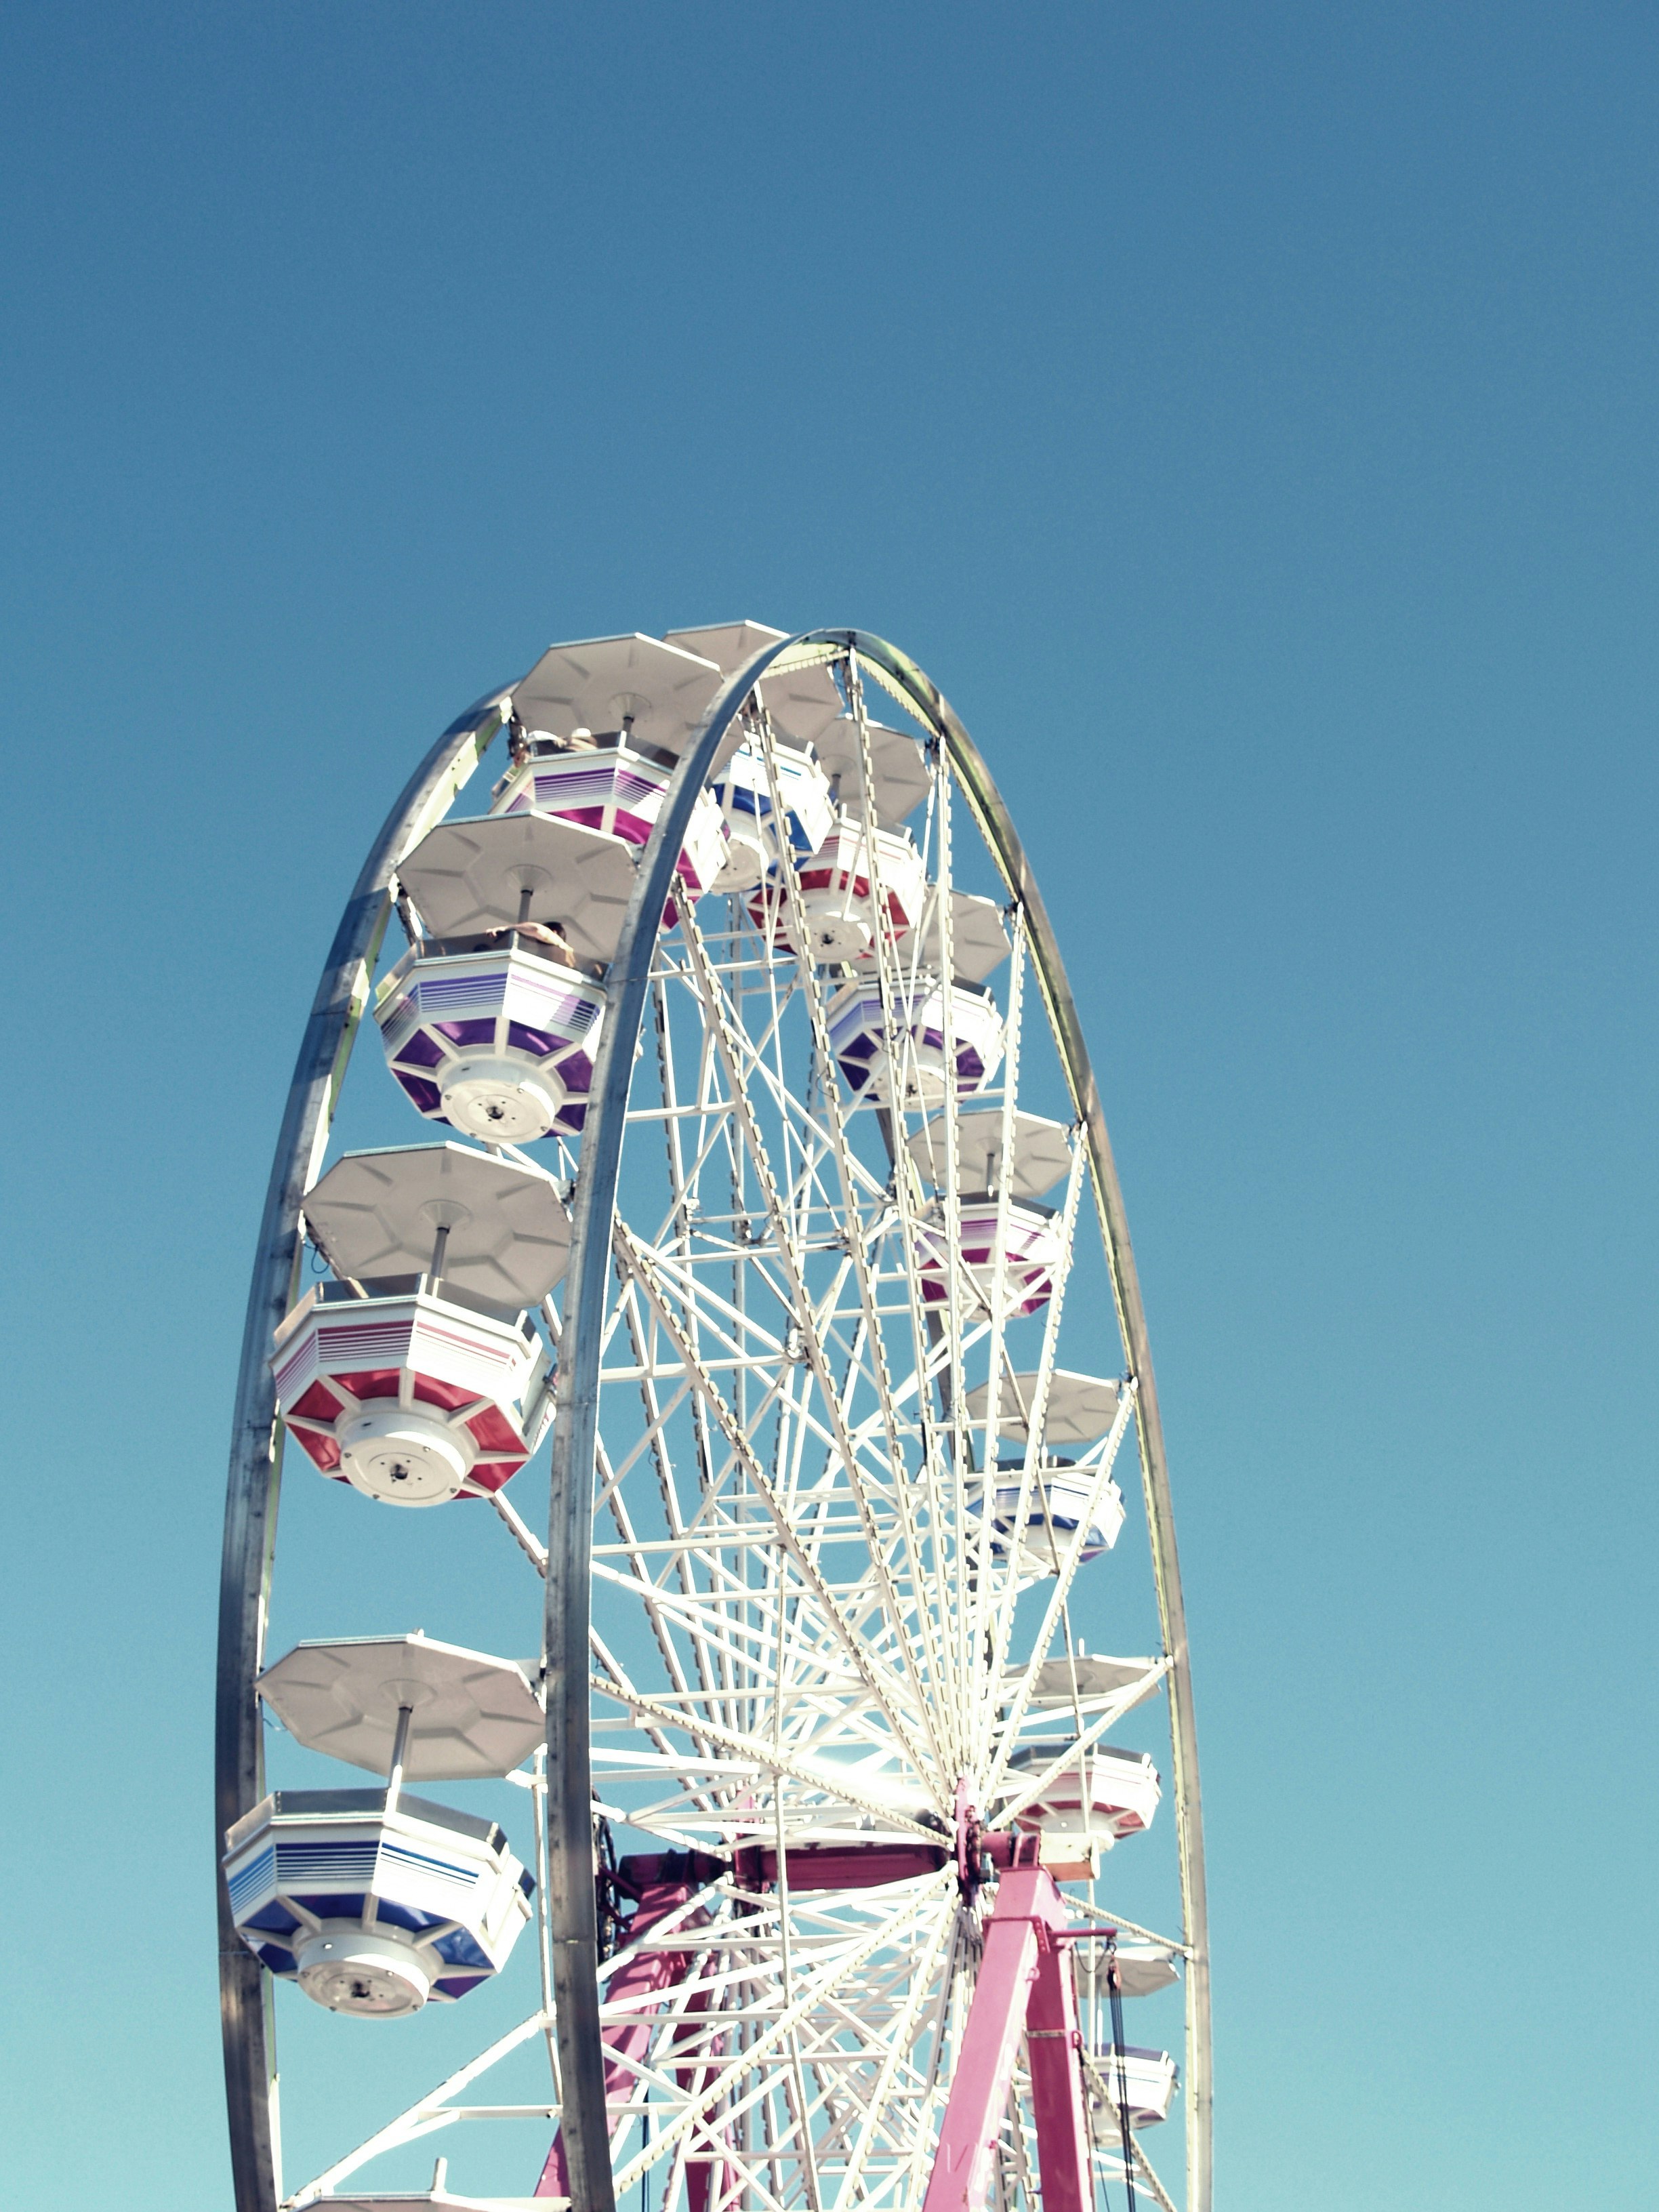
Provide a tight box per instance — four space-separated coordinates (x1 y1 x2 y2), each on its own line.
216 626 1212 2212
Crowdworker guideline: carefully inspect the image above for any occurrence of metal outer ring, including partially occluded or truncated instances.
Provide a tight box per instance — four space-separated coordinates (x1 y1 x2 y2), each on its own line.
214 688 509 2212
216 634 1210 2212
872 636 1212 2212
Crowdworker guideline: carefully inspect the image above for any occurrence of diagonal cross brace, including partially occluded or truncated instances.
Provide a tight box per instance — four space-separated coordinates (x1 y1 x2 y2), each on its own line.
922 1864 1092 2212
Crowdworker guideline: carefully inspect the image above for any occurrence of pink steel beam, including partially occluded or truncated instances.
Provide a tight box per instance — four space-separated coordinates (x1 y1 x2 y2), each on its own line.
1025 1900 1093 2212
921 1863 1092 2212
733 1839 948 1890
535 1875 698 2200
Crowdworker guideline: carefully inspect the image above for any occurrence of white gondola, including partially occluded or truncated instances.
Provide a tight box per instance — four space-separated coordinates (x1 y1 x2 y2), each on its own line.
913 1194 1063 1316
225 1633 544 2018
1003 1742 1162 1843
969 1462 1125 1574
1088 2046 1180 2133
274 1285 549 1503
825 975 1005 1107
224 1791 532 2015
491 731 728 905
750 813 928 960
708 733 836 890
374 941 605 1143
274 1146 567 1504
224 1637 539 2017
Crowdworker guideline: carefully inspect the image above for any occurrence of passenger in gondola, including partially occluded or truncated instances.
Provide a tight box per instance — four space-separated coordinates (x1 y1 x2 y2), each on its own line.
480 916 580 965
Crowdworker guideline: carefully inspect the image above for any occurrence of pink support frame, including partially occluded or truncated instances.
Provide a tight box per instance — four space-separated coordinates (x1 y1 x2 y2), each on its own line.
536 1843 949 2203
535 1873 699 2200
536 1845 1090 2209
922 1862 1093 2212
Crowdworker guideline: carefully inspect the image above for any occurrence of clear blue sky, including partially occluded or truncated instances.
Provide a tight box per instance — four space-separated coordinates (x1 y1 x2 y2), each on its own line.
2 3 1654 2205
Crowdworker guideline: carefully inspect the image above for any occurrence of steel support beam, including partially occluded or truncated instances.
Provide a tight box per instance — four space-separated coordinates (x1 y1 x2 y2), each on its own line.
922 1864 1088 2212
1025 1904 1094 2212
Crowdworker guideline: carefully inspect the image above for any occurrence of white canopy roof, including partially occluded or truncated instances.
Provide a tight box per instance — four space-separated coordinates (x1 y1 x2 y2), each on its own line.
1113 1944 1182 1998
964 1370 1127 1446
897 888 1010 985
663 619 787 674
258 1633 543 1780
813 715 929 824
510 631 722 757
398 811 636 964
315 2196 548 2211
1019 1655 1162 1704
304 1143 571 1305
907 1110 1071 1200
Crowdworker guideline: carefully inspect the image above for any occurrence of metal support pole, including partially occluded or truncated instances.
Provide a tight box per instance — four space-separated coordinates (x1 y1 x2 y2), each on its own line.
924 1908 1039 2212
921 1864 1082 2212
383 1704 414 1818
916 1866 1070 2212
1025 1910 1093 2212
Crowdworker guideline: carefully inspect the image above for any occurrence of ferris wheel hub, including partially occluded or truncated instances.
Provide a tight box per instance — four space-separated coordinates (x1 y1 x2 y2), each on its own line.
294 1925 433 2015
439 1056 566 1142
337 1408 477 1504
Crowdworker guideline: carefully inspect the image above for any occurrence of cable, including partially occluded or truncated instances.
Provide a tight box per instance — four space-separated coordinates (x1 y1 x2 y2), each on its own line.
1107 1940 1139 2212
